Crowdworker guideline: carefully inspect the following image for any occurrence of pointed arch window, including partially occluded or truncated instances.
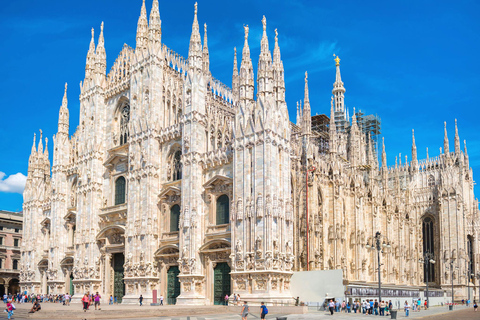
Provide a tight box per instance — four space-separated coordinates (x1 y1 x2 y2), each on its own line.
115 176 126 205
119 103 130 145
422 217 435 282
170 204 180 232
173 151 182 181
468 235 474 279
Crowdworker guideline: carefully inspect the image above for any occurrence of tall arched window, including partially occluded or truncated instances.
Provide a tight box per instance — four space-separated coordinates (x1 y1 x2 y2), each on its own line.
115 176 126 205
216 195 230 225
422 217 435 282
468 235 474 279
12 259 18 270
119 103 130 145
173 151 182 181
170 204 180 232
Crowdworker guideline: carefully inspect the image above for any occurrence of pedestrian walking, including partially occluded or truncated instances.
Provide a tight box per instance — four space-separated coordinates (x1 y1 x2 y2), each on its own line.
82 294 89 312
328 299 335 315
473 300 478 311
139 294 143 306
260 301 268 319
160 294 164 305
241 301 250 320
404 300 410 317
6 300 14 320
109 295 113 305
94 292 101 310
225 294 229 306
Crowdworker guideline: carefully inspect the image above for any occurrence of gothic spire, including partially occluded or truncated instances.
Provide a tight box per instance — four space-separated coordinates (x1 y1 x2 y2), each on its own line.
136 0 148 53
239 24 254 102
426 147 429 160
381 137 387 168
232 47 239 100
85 28 96 79
44 137 49 159
454 119 460 154
38 129 44 155
148 0 162 46
332 54 346 113
96 22 106 76
257 16 272 96
272 28 285 103
443 121 449 154
202 23 210 75
302 72 311 134
31 133 37 154
188 2 202 71
411 129 417 163
464 140 469 167
58 83 69 135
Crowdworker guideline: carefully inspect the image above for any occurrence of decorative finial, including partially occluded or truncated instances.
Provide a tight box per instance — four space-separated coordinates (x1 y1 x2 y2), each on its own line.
101 21 104 32
204 23 207 34
444 121 447 129
194 2 198 15
333 54 340 66
275 28 278 39
262 15 267 31
244 24 249 40
64 83 68 94
305 71 308 81
91 28 94 39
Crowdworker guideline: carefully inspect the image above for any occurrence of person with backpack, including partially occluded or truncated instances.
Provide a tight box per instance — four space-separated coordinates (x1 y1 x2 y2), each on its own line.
260 302 268 319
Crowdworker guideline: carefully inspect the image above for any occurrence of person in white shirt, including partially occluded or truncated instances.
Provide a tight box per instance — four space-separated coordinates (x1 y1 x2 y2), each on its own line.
328 300 335 315
404 301 410 317
159 294 164 306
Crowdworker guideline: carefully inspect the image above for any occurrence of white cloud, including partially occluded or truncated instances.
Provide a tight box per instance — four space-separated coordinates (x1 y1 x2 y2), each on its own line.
0 172 27 194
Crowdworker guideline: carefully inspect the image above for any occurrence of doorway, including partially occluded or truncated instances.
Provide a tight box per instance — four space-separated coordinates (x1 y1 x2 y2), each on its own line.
113 253 125 303
213 262 231 305
167 266 180 305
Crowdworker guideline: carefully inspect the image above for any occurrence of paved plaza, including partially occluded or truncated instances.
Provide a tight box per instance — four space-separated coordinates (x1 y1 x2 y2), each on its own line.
2 302 478 320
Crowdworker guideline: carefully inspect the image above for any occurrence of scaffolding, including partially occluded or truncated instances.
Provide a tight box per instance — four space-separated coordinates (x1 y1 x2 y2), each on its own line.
355 110 381 148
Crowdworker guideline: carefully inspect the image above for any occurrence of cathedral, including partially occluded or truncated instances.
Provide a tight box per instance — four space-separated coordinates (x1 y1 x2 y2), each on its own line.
20 0 480 305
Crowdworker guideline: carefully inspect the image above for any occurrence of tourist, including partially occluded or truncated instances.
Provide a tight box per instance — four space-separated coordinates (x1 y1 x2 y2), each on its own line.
473 300 478 311
139 294 143 306
417 298 421 311
65 293 70 306
385 301 389 316
260 301 268 319
328 299 335 315
379 300 385 316
233 293 238 305
374 299 379 315
114 296 118 304
366 300 371 315
335 300 340 312
241 300 250 320
404 300 410 317
346 301 351 313
160 294 164 306
369 299 374 314
94 292 101 310
109 295 113 305
294 296 299 306
225 294 229 306
29 300 41 313
237 294 241 306
82 294 90 312
362 300 367 314
6 300 14 320
467 299 470 306
424 299 427 310
341 300 346 312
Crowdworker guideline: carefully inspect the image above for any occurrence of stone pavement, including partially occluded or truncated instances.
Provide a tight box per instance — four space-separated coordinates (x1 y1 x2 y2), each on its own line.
2 302 477 320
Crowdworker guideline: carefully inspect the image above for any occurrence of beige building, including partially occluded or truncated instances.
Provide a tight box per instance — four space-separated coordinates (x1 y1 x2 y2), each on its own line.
0 210 22 295
20 0 480 304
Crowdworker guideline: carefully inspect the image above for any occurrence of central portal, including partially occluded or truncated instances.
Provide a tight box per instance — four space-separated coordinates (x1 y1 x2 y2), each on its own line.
167 266 180 305
213 262 231 305
113 253 125 303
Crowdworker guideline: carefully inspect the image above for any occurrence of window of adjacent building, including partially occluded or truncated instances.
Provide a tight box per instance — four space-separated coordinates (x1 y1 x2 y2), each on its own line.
0 259 3 269
115 176 126 205
216 194 230 225
170 204 180 232
14 228 19 233
14 239 19 247
0 226 3 231
0 238 3 245
12 260 17 270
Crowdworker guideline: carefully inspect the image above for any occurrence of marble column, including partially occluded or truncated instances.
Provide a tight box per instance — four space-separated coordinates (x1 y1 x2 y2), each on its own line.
104 253 112 298
42 271 47 294
67 224 74 247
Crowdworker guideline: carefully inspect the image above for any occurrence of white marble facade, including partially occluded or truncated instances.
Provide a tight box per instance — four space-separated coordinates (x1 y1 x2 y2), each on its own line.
20 0 480 304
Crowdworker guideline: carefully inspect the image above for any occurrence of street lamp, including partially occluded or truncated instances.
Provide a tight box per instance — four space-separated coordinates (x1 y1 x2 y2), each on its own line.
419 252 435 308
446 259 458 306
367 232 390 304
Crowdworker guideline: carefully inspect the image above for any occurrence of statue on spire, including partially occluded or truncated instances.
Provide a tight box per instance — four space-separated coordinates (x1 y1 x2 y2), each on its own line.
334 54 340 66
244 25 249 40
262 15 267 31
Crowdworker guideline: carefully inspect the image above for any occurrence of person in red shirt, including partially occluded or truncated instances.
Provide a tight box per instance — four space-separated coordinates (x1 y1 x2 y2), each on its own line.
6 300 14 320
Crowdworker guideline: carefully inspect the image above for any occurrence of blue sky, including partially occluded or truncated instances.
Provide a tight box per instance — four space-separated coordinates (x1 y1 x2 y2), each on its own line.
0 0 479 211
